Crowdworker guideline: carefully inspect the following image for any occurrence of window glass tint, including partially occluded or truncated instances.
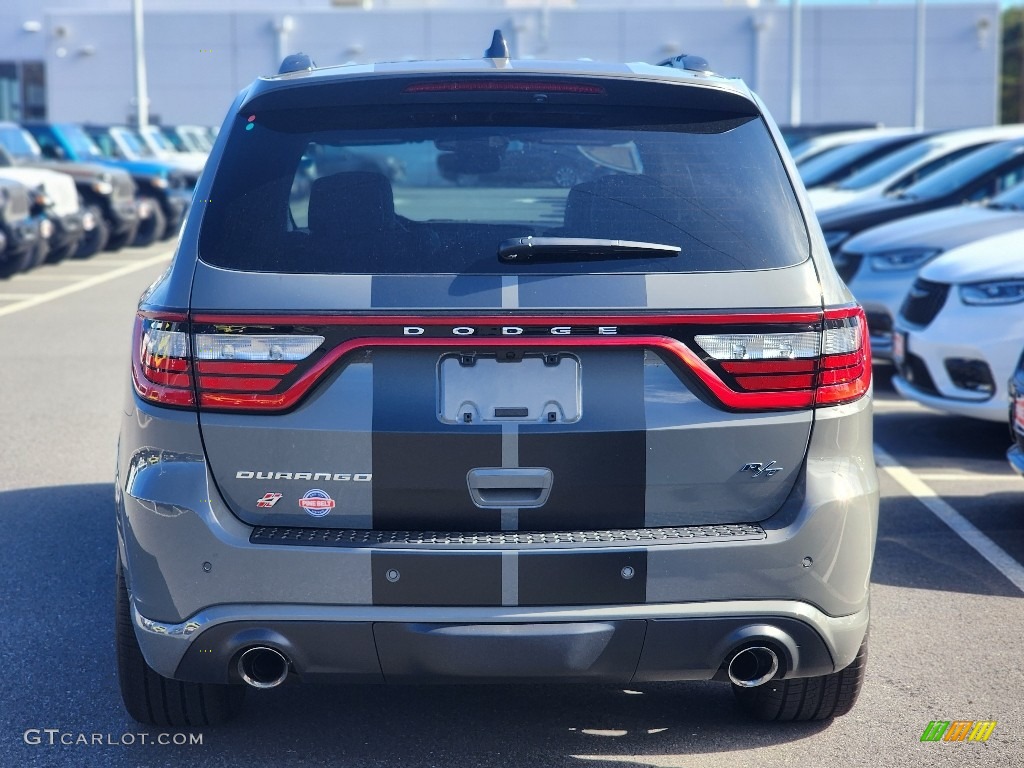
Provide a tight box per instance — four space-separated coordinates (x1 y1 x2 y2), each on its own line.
798 141 889 187
837 140 936 190
199 105 808 275
56 124 104 158
112 128 154 158
990 176 1024 206
884 146 980 194
0 125 39 159
85 129 119 158
901 140 1024 200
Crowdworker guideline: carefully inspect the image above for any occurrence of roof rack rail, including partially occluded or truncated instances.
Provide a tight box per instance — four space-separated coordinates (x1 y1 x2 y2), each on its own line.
278 53 316 75
656 54 713 75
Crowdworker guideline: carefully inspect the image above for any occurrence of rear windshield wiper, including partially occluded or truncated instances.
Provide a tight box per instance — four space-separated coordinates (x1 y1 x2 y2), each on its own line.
498 236 681 264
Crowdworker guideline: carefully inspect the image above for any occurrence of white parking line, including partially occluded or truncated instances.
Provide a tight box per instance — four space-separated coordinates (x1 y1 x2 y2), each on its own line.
875 445 1024 594
8 274 101 281
0 252 171 319
871 399 928 411
914 472 1020 483
60 259 146 267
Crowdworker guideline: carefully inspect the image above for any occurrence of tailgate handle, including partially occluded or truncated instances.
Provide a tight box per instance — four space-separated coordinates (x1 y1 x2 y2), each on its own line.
467 468 553 509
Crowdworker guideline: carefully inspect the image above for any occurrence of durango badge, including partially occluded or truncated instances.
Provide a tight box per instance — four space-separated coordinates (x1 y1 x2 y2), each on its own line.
299 489 335 517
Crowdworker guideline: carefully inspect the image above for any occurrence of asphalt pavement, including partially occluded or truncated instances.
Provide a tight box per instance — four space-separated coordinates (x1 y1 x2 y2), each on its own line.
1 244 1021 767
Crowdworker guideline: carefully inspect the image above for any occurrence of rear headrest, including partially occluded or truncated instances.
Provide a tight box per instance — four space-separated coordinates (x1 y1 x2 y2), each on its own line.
308 171 395 237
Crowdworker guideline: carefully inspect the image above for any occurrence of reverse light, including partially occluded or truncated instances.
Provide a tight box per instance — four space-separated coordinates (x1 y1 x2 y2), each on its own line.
868 248 940 272
694 332 819 361
193 334 324 361
959 279 1024 305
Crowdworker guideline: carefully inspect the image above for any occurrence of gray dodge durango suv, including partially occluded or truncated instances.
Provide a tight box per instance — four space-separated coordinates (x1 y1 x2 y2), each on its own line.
115 37 878 726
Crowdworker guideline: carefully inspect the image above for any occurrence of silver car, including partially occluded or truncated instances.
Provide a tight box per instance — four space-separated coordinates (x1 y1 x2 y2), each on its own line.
115 39 878 726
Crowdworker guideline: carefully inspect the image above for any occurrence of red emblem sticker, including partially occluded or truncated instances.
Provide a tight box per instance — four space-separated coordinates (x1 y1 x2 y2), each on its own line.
256 492 283 508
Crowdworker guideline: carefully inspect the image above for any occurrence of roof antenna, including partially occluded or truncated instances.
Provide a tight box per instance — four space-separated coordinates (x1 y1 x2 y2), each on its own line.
279 52 316 74
484 29 510 60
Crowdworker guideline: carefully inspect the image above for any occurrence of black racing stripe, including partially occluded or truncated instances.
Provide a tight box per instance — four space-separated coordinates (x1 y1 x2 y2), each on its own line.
518 274 647 308
517 348 646 531
372 553 502 606
371 350 442 432
372 433 502 530
516 431 647 531
371 275 502 308
518 550 647 606
372 349 502 530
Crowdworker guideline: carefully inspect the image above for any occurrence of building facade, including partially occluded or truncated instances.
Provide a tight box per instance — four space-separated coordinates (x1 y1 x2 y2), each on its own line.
0 1 1001 130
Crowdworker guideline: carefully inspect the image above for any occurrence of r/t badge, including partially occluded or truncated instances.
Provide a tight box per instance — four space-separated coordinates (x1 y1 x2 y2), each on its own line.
740 461 783 478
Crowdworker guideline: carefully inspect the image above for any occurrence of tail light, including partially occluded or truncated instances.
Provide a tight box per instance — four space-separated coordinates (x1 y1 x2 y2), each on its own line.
131 307 870 413
693 307 871 408
193 332 324 409
131 313 194 407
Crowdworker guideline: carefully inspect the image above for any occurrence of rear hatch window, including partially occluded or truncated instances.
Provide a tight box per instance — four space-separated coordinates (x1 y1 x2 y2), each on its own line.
199 76 808 275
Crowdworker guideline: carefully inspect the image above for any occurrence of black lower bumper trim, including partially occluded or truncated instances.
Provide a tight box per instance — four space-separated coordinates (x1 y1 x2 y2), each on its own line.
172 616 837 685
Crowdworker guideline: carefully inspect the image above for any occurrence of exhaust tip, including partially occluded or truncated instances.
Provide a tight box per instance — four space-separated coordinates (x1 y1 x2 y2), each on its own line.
237 646 290 689
727 645 779 688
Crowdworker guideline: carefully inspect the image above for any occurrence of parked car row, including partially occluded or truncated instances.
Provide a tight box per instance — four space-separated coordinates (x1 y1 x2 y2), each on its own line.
0 121 215 278
793 123 1024 477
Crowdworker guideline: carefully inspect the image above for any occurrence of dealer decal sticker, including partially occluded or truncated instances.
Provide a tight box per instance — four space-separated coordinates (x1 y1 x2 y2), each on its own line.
299 489 335 517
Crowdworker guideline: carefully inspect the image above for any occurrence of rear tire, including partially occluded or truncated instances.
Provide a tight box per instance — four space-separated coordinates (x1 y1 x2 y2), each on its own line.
116 558 245 726
132 199 165 248
105 222 137 252
74 207 109 258
732 633 868 721
47 238 79 264
27 239 49 270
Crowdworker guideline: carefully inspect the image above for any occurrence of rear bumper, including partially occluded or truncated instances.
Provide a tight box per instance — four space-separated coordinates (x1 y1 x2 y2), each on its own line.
163 188 190 228
116 391 878 686
892 374 1007 423
48 211 86 249
133 598 868 686
103 197 140 234
0 217 40 257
